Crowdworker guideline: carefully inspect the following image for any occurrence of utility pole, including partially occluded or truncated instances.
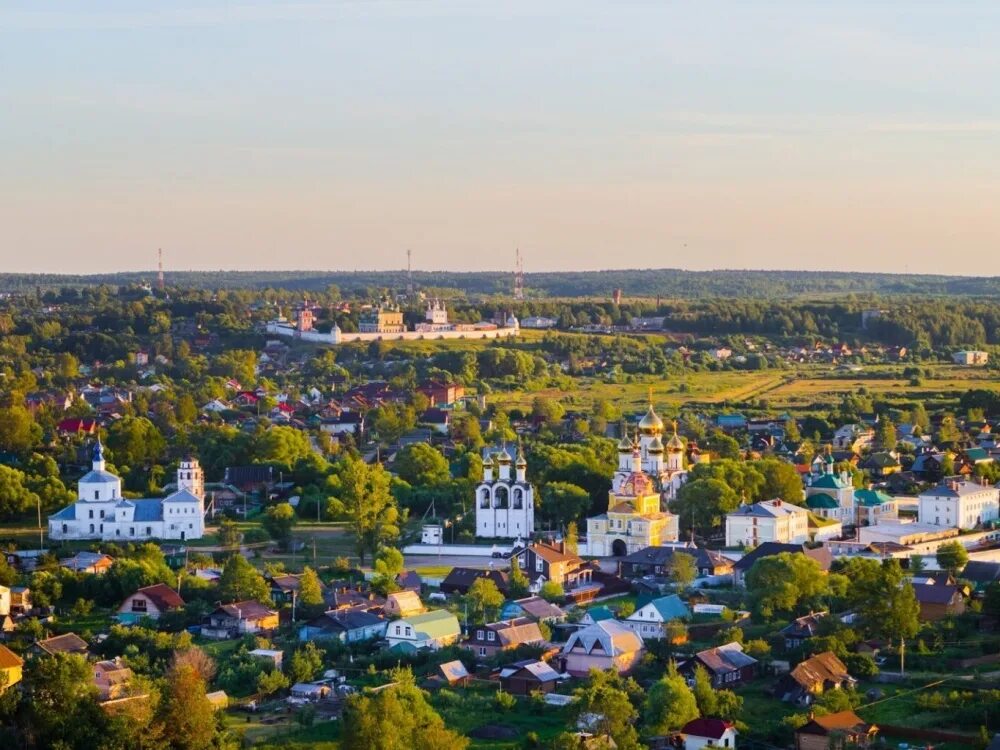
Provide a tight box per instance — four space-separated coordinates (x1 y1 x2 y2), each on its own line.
36 492 43 551
513 247 525 301
406 249 413 296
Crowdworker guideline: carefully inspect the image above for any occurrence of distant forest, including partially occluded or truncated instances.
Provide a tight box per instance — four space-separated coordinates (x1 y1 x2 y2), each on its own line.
4 268 1000 299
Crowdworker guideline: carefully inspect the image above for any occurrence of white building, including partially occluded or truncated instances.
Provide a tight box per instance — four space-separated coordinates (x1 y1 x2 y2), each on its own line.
804 455 855 524
521 316 557 329
918 479 1000 530
681 719 738 750
475 446 535 539
953 350 989 366
612 403 688 500
725 499 809 548
49 442 206 542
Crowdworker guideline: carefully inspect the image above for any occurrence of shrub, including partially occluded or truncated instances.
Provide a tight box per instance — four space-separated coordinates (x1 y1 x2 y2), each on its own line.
494 690 517 711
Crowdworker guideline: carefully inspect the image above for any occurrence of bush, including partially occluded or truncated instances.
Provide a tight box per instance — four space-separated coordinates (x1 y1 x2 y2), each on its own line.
494 690 517 711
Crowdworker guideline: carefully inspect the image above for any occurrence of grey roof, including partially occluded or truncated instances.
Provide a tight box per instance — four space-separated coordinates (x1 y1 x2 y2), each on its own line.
79 469 121 484
912 583 962 605
695 642 758 675
962 561 1000 584
163 489 201 503
500 658 560 682
132 499 164 522
438 660 470 683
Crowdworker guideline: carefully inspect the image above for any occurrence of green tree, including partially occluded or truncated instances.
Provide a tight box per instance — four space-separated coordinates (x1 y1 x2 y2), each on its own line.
176 394 198 425
669 551 698 590
106 416 166 468
508 563 530 598
257 669 290 697
218 553 271 603
565 521 579 556
0 464 40 519
465 577 504 623
670 478 739 535
756 458 805 504
532 396 566 428
875 418 897 449
218 518 242 549
692 664 718 717
289 642 325 684
540 580 565 603
371 547 405 596
644 662 700 734
745 552 830 620
23 652 108 750
262 502 298 551
160 662 222 750
331 456 400 564
342 668 469 750
936 541 969 574
253 425 314 468
297 566 325 615
540 482 592 529
0 404 42 454
372 403 417 445
394 443 450 486
572 670 642 750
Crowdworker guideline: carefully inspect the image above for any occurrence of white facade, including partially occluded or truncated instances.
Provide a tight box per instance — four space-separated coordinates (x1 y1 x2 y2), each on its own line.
685 726 738 750
725 499 809 547
918 480 1000 529
475 447 535 539
612 404 688 500
49 443 206 542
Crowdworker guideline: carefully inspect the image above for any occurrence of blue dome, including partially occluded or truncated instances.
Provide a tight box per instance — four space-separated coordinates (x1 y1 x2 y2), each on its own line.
92 439 105 463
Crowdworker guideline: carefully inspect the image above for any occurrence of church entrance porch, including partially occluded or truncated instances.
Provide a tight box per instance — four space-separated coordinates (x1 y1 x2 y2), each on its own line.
612 539 628 557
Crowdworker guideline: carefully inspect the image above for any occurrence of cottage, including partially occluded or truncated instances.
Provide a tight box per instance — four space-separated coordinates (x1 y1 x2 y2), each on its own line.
623 595 690 640
440 567 510 596
560 620 644 677
618 545 733 580
60 551 115 575
9 586 31 614
780 612 828 649
508 541 593 589
94 657 133 700
289 682 331 701
681 718 738 750
116 583 185 624
386 609 461 651
776 652 855 705
0 644 23 692
0 587 9 618
795 711 877 750
688 642 758 688
202 601 279 640
499 658 561 695
499 596 567 623
579 606 615 626
435 660 471 687
299 608 387 643
205 691 229 711
34 632 89 657
384 590 424 619
913 582 966 621
465 618 546 659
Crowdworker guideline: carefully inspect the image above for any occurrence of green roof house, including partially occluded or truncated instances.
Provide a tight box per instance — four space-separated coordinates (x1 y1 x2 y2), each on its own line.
385 609 461 651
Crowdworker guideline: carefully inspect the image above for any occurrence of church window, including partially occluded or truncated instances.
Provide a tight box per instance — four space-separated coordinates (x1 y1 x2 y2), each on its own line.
480 489 490 509
89 510 94 519
89 524 95 533
513 489 523 509
61 524 67 534
94 491 99 500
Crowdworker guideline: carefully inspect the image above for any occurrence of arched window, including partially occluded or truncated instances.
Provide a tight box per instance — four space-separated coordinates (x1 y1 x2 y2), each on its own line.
479 488 491 509
513 488 523 509
494 485 509 509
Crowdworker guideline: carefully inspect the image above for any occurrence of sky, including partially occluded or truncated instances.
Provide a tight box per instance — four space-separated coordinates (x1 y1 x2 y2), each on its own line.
4 1 1000 275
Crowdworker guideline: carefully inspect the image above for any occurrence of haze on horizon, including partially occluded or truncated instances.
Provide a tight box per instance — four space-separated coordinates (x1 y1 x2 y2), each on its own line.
4 1 1000 276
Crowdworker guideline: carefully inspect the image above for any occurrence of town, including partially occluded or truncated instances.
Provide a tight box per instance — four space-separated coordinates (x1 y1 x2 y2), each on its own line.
0 277 998 750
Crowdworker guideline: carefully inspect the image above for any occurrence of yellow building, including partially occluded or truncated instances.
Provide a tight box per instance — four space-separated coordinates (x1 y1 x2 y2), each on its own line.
359 302 405 333
0 644 23 692
588 445 679 556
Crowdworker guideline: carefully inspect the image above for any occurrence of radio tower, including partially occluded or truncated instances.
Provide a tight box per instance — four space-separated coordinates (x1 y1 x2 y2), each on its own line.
513 247 525 301
406 249 413 296
157 248 164 292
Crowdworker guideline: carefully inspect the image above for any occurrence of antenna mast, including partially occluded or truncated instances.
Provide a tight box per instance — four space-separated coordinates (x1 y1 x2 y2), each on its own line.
407 249 413 296
514 247 525 301
157 248 164 292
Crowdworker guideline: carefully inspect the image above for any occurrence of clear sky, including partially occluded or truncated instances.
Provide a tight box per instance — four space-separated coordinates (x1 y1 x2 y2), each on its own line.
4 1 1000 275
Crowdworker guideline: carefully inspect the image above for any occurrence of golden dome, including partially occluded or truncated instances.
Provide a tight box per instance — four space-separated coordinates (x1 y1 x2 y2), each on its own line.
638 404 664 435
648 436 664 453
666 431 685 452
496 447 512 464
617 435 635 452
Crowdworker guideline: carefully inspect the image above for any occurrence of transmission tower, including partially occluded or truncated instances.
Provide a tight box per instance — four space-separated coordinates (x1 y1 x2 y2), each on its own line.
157 248 164 292
407 248 413 296
513 248 525 301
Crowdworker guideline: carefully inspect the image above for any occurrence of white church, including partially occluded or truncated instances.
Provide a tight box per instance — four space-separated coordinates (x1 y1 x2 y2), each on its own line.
49 441 207 542
475 446 535 539
613 403 688 500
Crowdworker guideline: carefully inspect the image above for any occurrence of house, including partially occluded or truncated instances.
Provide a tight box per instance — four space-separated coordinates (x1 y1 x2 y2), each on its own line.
961 560 1000 594
795 711 878 750
465 618 546 659
918 479 1000 529
776 652 855 705
289 682 331 701
953 350 989 366
853 489 898 527
0 644 23 692
618 545 733 580
731 543 832 587
435 660 471 687
499 596 567 623
384 590 424 619
116 583 185 624
622 595 690 640
269 573 326 605
319 411 365 435
499 658 561 695
859 452 901 478
0 587 9 618
248 649 284 669
298 608 387 643
205 690 229 711
726 500 809 547
395 570 422 593
781 612 828 649
913 582 966 621
440 567 510 596
10 586 30 614
60 551 115 575
508 541 593 589
94 657 133 700
386 610 461 651
419 409 452 434
688 642 758 688
681 718 738 750
418 381 466 407
34 632 89 657
56 417 100 436
202 601 279 640
560 620 645 677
